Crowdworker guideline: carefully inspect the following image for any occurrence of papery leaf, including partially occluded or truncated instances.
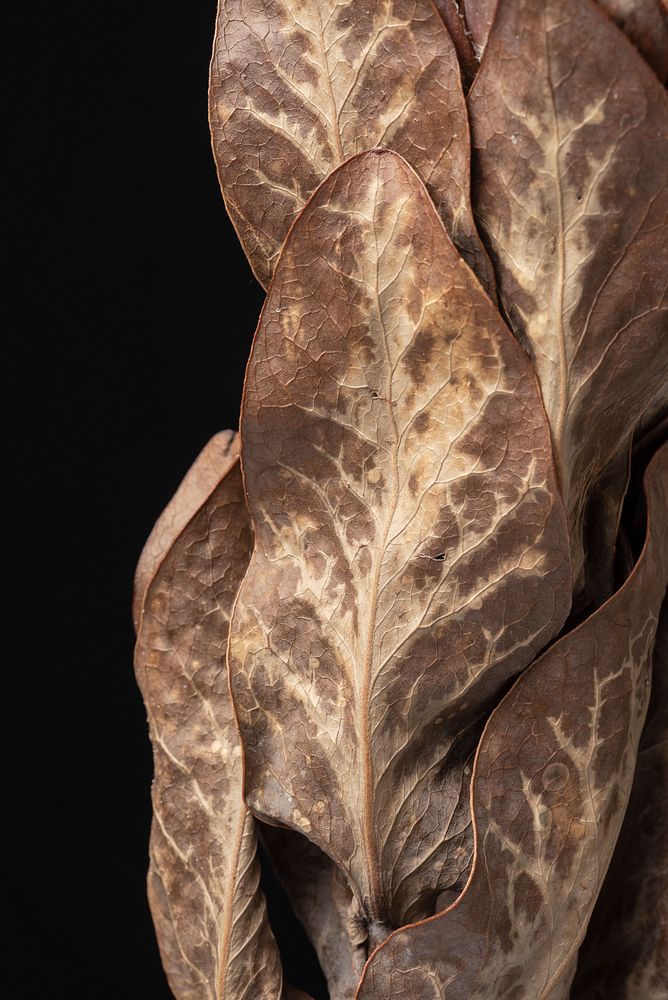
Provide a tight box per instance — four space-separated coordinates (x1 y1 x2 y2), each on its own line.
463 0 668 79
262 826 367 1000
132 430 240 632
572 599 668 999
134 435 285 1000
432 0 478 89
467 0 668 603
597 0 668 82
228 149 571 943
208 0 494 293
461 0 497 58
357 441 668 1000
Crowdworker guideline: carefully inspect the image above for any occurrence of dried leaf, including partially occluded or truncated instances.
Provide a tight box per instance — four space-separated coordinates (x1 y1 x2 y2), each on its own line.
262 826 367 1000
134 436 285 1000
572 599 668 999
467 0 668 602
228 149 571 942
132 430 239 632
597 0 668 82
357 441 668 1000
432 0 479 89
461 0 497 59
208 0 494 293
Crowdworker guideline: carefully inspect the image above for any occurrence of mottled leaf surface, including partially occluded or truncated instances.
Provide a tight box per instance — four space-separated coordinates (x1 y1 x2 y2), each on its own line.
229 149 571 941
262 826 367 1000
134 437 284 1000
209 0 493 292
462 0 497 58
598 0 668 82
358 442 668 1000
467 0 668 602
433 0 478 89
133 431 239 632
572 599 668 999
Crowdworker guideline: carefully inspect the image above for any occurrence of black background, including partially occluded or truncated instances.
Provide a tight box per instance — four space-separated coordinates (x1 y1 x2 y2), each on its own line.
7 3 325 996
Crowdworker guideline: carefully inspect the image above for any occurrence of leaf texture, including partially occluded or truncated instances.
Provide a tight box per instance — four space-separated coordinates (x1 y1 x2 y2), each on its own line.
357 441 668 1000
132 430 240 632
461 0 497 58
262 825 367 1000
432 0 478 89
572 598 668 999
208 0 494 293
134 435 284 1000
597 0 668 82
467 0 668 603
228 149 571 942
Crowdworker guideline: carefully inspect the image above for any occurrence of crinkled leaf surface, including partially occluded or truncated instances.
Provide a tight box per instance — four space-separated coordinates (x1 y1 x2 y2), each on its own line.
209 0 494 293
467 0 668 603
597 0 668 82
357 442 668 1000
262 825 367 1000
572 598 668 999
134 435 284 1000
228 149 571 943
432 1 478 89
132 430 239 632
462 0 497 59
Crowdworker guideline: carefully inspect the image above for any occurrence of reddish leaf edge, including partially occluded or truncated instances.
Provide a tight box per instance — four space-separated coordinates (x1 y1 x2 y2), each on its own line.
354 439 666 997
132 429 240 632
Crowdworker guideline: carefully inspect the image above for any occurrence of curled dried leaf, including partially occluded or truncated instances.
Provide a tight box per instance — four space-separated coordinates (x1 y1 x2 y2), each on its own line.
597 0 668 82
262 826 367 1000
135 435 285 1000
467 0 668 604
432 0 479 89
228 149 571 942
357 441 668 1000
572 599 668 999
209 0 494 293
461 0 497 59
132 430 239 632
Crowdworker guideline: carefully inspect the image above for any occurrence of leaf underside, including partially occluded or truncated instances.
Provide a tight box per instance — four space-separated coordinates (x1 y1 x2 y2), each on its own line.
208 0 494 294
572 599 668 999
357 442 668 1000
135 436 285 1000
467 0 668 605
228 148 571 942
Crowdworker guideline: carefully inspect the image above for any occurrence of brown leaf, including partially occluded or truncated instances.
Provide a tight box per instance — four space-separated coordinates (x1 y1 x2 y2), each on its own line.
597 0 668 82
262 826 367 1000
228 149 571 942
134 436 284 1000
208 0 494 294
572 598 668 999
461 0 497 58
432 0 479 89
467 0 668 603
132 430 240 632
357 441 668 1000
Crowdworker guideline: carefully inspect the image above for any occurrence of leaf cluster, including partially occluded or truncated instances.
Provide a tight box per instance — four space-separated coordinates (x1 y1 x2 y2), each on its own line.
134 2 668 997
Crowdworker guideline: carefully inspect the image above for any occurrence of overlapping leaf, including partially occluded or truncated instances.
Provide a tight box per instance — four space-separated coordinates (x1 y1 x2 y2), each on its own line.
357 441 668 1000
467 0 668 604
133 431 240 631
134 434 285 1000
262 826 367 1000
228 148 571 945
208 0 494 293
459 0 668 77
572 600 668 999
432 1 478 89
598 0 668 82
461 0 497 59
